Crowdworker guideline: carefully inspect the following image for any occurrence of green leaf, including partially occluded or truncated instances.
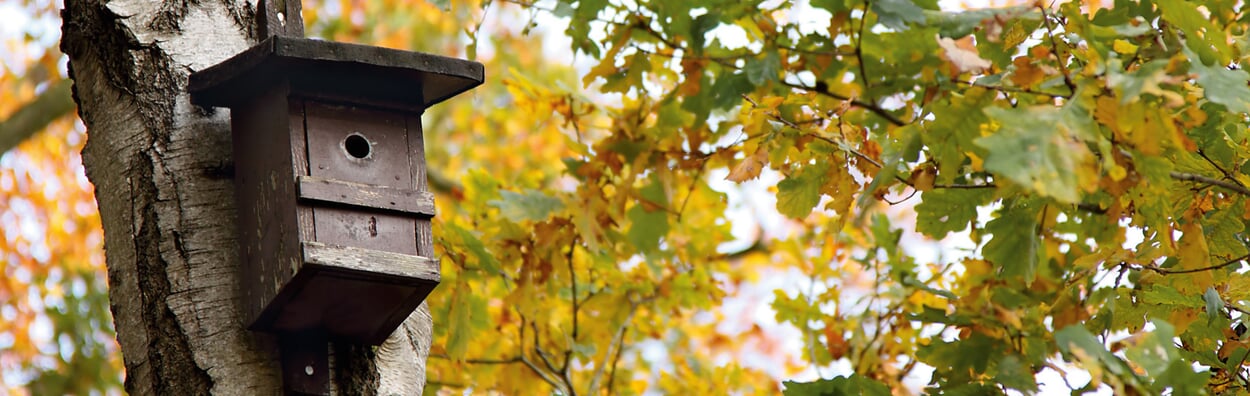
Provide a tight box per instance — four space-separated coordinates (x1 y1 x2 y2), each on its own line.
782 374 890 396
1107 60 1172 103
565 0 610 57
811 0 849 13
489 189 563 222
1121 321 1210 394
777 161 831 219
1157 0 1231 64
917 332 1001 377
1190 51 1250 113
745 50 781 86
426 0 449 11
1204 287 1224 321
871 0 926 30
1055 325 1133 377
924 87 994 184
916 188 992 239
445 282 489 359
603 51 649 93
982 200 1040 282
977 106 1094 204
995 355 1038 393
710 72 754 110
1139 285 1204 308
689 12 719 55
446 223 500 273
923 6 1035 39
628 177 670 254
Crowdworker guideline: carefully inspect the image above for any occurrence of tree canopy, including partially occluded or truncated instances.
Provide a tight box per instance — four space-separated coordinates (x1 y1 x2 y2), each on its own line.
7 0 1250 394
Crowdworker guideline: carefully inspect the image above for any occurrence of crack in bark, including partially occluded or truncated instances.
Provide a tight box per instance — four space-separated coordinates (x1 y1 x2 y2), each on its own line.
131 149 214 395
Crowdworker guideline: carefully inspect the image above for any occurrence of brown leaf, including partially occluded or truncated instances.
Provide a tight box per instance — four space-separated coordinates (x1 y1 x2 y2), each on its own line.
936 35 992 74
824 324 848 359
908 165 937 192
725 149 768 182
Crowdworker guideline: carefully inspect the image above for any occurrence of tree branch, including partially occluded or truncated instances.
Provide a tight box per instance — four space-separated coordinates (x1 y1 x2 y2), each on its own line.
1171 171 1250 197
782 81 906 126
0 79 75 154
429 354 523 364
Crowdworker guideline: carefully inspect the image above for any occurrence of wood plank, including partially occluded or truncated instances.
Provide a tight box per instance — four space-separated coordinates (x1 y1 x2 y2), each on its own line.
290 98 317 243
297 176 435 217
301 241 440 283
406 114 435 258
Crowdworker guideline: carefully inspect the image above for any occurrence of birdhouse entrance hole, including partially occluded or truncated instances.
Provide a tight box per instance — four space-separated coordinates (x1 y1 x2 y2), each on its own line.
343 133 371 159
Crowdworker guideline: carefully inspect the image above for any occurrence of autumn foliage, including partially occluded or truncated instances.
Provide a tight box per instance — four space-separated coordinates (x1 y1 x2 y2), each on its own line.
10 0 1250 394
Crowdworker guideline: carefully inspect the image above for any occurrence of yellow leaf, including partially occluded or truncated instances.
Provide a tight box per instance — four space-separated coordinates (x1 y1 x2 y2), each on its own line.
1112 39 1139 55
1168 308 1200 335
908 165 936 192
1175 221 1214 293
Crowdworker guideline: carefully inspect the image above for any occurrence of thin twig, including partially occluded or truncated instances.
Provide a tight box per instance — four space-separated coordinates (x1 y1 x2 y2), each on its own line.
564 237 580 384
1137 252 1250 275
1197 149 1246 189
952 79 1069 99
1038 3 1077 97
517 319 570 393
854 1 872 92
531 321 572 394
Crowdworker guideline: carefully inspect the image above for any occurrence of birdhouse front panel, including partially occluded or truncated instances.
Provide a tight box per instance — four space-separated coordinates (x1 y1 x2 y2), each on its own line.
301 101 425 257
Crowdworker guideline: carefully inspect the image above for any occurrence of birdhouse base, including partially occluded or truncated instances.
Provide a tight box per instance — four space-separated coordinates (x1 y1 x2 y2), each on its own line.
252 242 440 345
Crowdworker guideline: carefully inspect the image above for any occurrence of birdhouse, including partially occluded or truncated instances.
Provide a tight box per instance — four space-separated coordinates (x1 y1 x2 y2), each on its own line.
188 36 483 345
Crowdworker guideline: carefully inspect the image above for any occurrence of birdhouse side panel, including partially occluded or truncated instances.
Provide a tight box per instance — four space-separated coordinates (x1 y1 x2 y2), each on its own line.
405 114 434 258
231 88 303 328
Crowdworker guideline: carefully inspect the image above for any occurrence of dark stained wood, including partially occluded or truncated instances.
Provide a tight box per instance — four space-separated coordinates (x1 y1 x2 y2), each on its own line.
290 99 316 243
297 176 435 217
232 83 302 329
406 114 435 258
250 242 439 344
256 0 304 39
311 206 418 256
304 101 412 188
188 36 484 111
279 331 328 396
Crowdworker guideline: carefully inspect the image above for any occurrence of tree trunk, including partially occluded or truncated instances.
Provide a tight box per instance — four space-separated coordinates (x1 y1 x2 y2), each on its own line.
60 0 432 394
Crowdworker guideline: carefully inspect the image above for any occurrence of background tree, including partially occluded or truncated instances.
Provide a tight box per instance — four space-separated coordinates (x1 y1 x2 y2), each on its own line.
9 0 1250 394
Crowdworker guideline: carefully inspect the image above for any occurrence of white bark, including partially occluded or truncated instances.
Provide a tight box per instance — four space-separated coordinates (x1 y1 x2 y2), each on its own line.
61 0 434 393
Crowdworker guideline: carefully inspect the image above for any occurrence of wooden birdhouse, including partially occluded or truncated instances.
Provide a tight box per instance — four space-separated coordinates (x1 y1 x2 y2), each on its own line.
188 36 483 345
